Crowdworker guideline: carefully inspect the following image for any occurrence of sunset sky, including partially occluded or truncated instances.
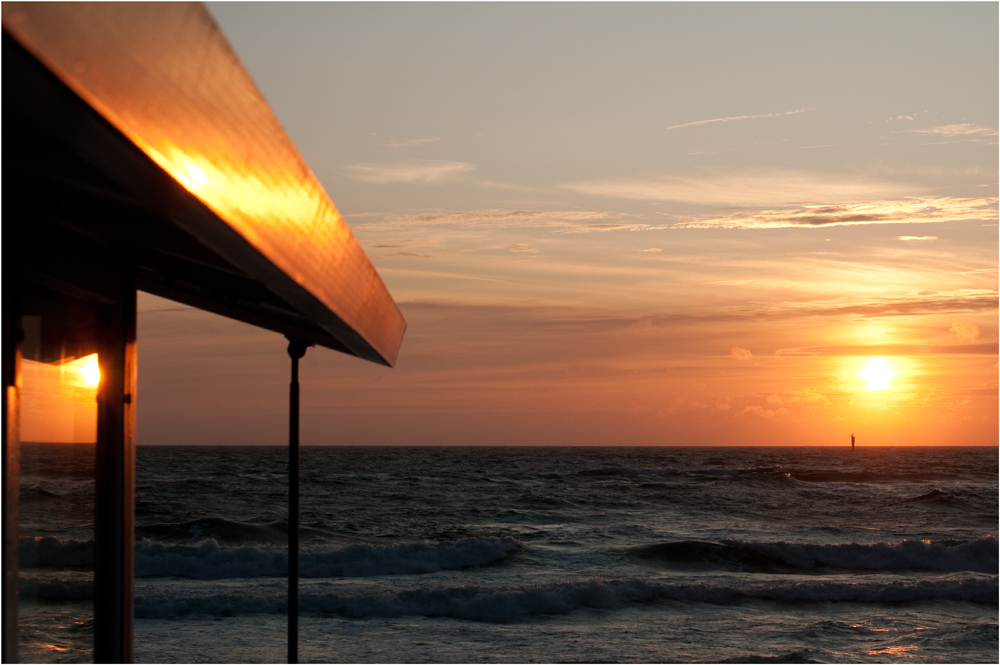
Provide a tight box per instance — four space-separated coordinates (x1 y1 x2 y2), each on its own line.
104 3 998 447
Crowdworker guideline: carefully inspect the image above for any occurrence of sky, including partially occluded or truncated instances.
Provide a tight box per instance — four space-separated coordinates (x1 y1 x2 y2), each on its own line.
31 3 996 447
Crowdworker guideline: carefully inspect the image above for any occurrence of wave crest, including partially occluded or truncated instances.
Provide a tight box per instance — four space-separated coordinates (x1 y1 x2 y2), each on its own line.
134 575 998 620
632 536 998 574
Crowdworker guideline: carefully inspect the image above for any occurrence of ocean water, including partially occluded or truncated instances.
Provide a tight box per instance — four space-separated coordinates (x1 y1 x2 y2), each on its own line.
17 444 999 663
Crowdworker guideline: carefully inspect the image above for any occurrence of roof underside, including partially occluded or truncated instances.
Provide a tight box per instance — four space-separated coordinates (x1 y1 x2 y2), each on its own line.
2 2 404 366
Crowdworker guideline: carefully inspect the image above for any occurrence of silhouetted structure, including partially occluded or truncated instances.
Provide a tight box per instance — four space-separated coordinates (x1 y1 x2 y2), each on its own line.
2 3 404 662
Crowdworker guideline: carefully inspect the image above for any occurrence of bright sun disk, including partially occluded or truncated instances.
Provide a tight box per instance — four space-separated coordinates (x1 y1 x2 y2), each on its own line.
857 357 898 391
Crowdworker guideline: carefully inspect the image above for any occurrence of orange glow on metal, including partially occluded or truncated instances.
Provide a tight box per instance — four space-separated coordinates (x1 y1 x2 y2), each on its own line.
2 2 405 364
74 353 101 387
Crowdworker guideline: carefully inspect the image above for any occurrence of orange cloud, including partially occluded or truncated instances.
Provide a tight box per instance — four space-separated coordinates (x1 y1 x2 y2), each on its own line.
358 209 624 230
949 322 981 342
737 405 788 419
564 170 901 207
905 124 997 137
731 346 753 361
673 197 997 229
346 160 474 183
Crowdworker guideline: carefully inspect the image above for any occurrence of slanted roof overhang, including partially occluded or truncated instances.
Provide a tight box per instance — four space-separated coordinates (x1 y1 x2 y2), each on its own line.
3 2 405 366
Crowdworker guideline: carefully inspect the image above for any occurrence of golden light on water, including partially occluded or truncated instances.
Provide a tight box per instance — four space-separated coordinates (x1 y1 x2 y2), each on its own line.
857 357 898 391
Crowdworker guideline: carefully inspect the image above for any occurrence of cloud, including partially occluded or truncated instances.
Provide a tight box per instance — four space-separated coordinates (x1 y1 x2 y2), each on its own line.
667 108 812 130
737 405 787 419
731 346 753 361
891 393 931 406
564 171 904 207
380 138 440 147
434 290 998 338
776 341 997 357
673 197 998 229
354 209 653 232
904 124 998 137
767 388 829 408
572 224 670 233
898 235 937 241
346 160 474 183
639 248 663 253
950 322 981 342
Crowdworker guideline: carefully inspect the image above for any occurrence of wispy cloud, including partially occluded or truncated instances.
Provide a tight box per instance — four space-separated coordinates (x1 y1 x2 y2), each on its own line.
673 197 998 229
667 108 812 130
346 160 474 184
904 124 998 137
898 235 937 241
775 343 997 357
564 171 903 207
770 289 999 319
380 138 441 147
438 290 1000 335
354 209 661 232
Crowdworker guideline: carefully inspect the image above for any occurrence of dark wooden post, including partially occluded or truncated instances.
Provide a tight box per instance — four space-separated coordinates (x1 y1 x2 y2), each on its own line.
286 337 308 664
94 268 136 663
2 253 23 664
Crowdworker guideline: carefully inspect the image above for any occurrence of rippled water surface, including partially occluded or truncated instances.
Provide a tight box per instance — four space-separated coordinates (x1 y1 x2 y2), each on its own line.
18 445 998 662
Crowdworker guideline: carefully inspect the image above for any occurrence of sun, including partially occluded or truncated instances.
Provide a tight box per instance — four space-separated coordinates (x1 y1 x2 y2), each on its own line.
857 357 898 391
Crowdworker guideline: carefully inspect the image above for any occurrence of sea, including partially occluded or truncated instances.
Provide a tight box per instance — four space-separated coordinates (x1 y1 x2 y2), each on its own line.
17 444 999 663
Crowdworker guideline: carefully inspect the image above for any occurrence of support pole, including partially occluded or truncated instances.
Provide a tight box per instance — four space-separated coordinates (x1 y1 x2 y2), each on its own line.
94 268 136 663
286 337 308 664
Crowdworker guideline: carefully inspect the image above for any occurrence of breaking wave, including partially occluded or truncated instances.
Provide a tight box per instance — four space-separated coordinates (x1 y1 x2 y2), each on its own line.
19 536 94 568
17 534 520 580
19 573 93 600
631 536 998 574
134 575 998 620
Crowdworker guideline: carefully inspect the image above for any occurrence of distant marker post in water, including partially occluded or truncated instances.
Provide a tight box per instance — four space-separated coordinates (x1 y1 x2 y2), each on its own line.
851 433 855 450
287 337 310 664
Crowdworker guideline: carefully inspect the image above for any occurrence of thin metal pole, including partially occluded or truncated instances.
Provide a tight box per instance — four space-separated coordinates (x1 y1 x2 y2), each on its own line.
286 338 308 664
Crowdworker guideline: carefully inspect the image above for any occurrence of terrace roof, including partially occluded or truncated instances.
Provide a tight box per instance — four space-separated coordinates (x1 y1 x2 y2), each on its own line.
3 2 405 366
